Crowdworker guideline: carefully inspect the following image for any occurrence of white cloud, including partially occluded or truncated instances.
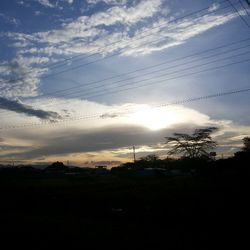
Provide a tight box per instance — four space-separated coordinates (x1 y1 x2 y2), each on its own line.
88 0 162 26
0 1 242 98
121 11 238 56
208 3 220 12
0 13 20 26
19 2 235 57
87 0 128 5
17 1 31 7
1 0 163 97
65 0 74 4
0 97 245 134
0 55 49 98
36 0 55 8
31 0 162 45
0 98 216 130
17 1 25 5
34 11 42 16
1 98 250 161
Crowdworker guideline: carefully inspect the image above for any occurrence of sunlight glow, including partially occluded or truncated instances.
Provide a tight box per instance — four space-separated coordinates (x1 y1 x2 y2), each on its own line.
129 106 184 131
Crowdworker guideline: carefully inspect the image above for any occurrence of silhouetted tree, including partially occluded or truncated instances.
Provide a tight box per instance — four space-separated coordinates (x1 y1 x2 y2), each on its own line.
139 154 159 162
209 151 217 161
165 127 217 159
234 136 250 160
128 154 162 169
45 161 67 172
242 137 250 152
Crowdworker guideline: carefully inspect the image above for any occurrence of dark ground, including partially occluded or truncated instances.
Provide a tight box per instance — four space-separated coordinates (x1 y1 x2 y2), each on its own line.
0 167 249 249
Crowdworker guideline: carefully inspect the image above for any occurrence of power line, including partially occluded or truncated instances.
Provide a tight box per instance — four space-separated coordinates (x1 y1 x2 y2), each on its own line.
104 87 250 117
0 0 248 96
42 49 250 103
30 6 235 81
247 0 250 7
0 1 231 85
39 38 250 99
47 44 250 100
239 0 250 15
1 12 248 117
1 53 250 121
1 46 250 118
46 2 232 72
0 2 249 119
0 0 244 117
1 86 250 130
227 0 250 28
82 56 250 100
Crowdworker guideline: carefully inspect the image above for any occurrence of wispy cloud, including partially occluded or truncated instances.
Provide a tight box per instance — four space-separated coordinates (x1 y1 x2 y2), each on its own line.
64 0 74 4
121 11 238 56
87 0 128 5
34 11 42 16
36 0 55 8
0 55 49 98
31 0 162 45
208 3 220 12
0 13 20 26
0 1 242 98
35 0 76 8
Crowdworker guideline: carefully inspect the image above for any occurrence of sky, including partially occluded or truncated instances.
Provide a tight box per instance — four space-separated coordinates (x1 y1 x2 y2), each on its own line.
0 0 250 167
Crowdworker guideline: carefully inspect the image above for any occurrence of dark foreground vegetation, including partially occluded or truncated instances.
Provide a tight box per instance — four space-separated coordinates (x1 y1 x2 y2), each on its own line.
1 154 250 249
1 133 250 249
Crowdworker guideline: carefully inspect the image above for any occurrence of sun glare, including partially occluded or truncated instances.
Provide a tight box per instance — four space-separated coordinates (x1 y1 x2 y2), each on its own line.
129 106 183 131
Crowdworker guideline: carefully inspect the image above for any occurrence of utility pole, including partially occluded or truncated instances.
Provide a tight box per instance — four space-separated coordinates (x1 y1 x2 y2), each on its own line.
133 146 136 163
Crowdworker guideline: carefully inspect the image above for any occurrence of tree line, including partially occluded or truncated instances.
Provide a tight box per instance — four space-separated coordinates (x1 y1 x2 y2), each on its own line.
114 127 250 173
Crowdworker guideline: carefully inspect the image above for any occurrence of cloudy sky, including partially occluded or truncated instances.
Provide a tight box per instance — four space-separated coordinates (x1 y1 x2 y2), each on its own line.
0 0 250 166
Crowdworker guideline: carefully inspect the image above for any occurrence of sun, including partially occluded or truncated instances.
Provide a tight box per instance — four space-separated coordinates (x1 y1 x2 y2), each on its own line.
129 105 183 131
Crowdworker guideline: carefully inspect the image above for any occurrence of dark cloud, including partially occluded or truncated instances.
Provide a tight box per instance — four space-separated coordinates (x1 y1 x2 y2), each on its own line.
2 123 201 160
0 145 30 151
100 113 118 118
0 97 61 120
